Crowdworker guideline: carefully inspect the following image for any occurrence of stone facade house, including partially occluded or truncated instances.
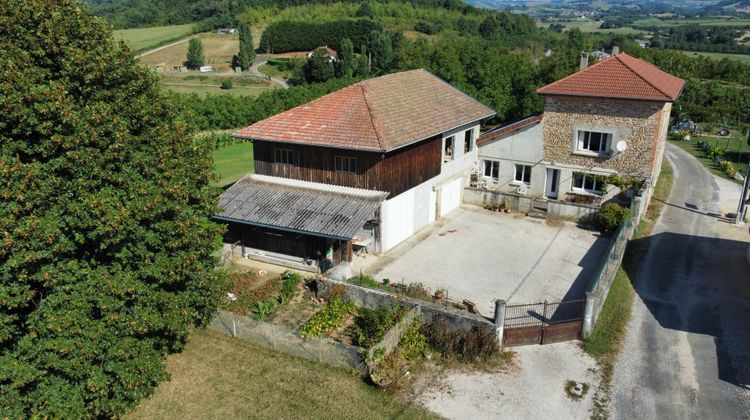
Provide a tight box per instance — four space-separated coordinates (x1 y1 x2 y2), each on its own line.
476 52 685 206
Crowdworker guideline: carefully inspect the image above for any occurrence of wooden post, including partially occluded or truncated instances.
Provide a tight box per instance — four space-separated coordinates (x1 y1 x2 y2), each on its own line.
347 240 353 262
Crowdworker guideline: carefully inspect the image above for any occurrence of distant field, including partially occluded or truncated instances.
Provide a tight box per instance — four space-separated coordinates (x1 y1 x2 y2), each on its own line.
113 24 194 53
540 20 647 35
633 16 750 27
165 84 275 97
679 50 750 64
140 33 239 71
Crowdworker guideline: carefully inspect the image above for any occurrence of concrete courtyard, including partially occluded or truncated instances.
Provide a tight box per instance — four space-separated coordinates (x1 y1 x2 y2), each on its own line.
357 205 610 316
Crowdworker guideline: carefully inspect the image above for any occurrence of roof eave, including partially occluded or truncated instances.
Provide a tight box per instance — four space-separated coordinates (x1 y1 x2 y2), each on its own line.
212 215 354 241
539 92 677 103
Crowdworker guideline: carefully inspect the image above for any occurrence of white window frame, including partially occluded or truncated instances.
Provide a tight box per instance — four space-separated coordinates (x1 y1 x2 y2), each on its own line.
443 136 455 162
572 172 606 194
513 164 532 186
573 129 615 156
483 159 499 181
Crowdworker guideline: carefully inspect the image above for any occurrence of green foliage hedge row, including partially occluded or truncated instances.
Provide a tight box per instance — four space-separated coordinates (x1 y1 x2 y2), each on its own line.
353 304 409 348
1 1 223 416
298 298 356 339
259 18 382 53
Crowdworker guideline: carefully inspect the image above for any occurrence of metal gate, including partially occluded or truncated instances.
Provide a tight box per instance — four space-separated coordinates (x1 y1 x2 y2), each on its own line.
503 299 585 346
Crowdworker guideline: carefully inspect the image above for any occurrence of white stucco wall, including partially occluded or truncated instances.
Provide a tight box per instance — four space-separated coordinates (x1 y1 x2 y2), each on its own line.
477 123 547 196
379 122 481 252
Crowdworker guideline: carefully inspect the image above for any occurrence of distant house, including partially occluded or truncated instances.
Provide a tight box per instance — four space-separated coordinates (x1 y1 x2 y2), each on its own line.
307 46 338 62
477 52 685 206
589 50 611 61
199 66 214 73
216 70 494 272
217 28 236 35
636 39 651 48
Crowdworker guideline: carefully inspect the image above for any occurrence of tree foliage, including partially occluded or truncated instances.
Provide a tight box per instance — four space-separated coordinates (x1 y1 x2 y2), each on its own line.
304 48 336 82
186 37 205 69
259 18 381 53
238 21 255 71
0 1 223 416
366 30 393 74
337 38 355 77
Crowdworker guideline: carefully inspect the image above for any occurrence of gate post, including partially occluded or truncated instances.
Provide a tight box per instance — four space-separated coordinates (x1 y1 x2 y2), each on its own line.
582 292 594 338
494 299 506 348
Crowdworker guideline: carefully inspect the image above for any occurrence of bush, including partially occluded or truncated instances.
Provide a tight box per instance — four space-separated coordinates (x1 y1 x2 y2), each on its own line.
348 273 381 289
369 349 404 389
353 305 409 348
595 203 630 232
255 299 277 321
399 319 427 359
404 282 431 302
421 320 499 361
220 79 233 90
279 271 302 304
720 160 737 177
299 298 357 339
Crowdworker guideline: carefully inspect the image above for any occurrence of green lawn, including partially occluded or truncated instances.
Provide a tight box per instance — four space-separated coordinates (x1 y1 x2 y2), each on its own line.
113 24 194 53
669 138 748 184
128 329 435 419
678 50 750 65
259 63 294 80
165 84 275 97
213 142 254 187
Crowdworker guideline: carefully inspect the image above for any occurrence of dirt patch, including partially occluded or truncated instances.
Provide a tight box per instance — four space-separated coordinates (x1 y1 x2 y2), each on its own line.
140 33 239 69
267 283 320 329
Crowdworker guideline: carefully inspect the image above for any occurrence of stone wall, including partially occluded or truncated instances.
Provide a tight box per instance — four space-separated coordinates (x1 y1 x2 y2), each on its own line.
542 95 667 180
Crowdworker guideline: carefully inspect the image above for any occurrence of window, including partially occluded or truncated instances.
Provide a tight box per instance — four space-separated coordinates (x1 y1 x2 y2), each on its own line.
576 130 612 154
444 136 454 162
483 160 499 181
334 156 357 174
572 172 605 193
464 129 474 154
514 164 531 185
274 148 296 165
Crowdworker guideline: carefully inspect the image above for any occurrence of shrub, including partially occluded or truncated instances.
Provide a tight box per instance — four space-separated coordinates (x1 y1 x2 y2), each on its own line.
595 203 630 232
348 273 381 289
260 19 382 54
299 298 357 339
279 271 302 304
369 349 404 389
255 299 277 321
421 320 499 361
399 319 427 359
220 79 233 90
720 160 737 177
404 282 432 302
353 305 409 348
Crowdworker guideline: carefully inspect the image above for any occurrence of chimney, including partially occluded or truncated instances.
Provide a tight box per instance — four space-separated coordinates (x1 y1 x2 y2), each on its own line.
612 45 620 55
579 52 589 71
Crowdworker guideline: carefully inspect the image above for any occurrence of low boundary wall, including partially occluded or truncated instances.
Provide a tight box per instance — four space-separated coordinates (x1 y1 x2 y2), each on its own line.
463 188 600 220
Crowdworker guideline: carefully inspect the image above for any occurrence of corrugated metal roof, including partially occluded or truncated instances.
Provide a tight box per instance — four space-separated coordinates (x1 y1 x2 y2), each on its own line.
215 174 388 240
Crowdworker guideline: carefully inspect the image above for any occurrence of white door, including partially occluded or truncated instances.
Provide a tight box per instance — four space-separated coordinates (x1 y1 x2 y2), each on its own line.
439 178 462 217
545 168 560 199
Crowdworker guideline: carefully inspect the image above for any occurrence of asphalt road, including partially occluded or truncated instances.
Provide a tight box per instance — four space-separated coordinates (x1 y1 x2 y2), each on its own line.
611 144 750 419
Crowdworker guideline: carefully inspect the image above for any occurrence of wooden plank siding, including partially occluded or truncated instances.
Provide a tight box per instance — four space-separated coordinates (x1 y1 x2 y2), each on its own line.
253 135 442 197
229 223 351 264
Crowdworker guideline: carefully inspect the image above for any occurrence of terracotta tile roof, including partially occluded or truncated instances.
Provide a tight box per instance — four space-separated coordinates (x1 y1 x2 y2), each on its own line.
477 113 543 144
234 69 496 152
537 52 685 102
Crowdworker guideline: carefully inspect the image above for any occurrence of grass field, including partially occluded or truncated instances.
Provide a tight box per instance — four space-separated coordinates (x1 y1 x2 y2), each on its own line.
258 63 294 80
140 33 239 71
678 50 750 64
540 19 647 35
633 16 750 27
213 142 254 187
670 137 748 184
161 73 276 97
128 329 435 419
113 24 194 53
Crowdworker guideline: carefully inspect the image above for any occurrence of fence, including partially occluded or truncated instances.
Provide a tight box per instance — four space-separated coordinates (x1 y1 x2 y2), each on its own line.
210 309 366 373
582 196 640 337
503 299 586 346
463 187 602 220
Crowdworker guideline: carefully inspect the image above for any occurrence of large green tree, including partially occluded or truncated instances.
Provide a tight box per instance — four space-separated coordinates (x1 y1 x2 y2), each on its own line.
238 21 255 72
186 37 205 69
337 38 355 78
304 48 336 82
0 0 223 416
365 30 393 74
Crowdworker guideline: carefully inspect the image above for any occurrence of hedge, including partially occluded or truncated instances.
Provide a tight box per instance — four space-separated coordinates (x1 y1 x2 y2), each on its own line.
259 19 382 53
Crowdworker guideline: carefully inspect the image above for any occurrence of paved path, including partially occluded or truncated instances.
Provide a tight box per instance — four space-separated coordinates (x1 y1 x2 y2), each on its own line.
611 144 750 419
250 58 289 89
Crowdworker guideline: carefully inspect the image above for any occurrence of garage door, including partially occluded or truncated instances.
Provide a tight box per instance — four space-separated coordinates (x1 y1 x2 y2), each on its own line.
439 178 462 217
